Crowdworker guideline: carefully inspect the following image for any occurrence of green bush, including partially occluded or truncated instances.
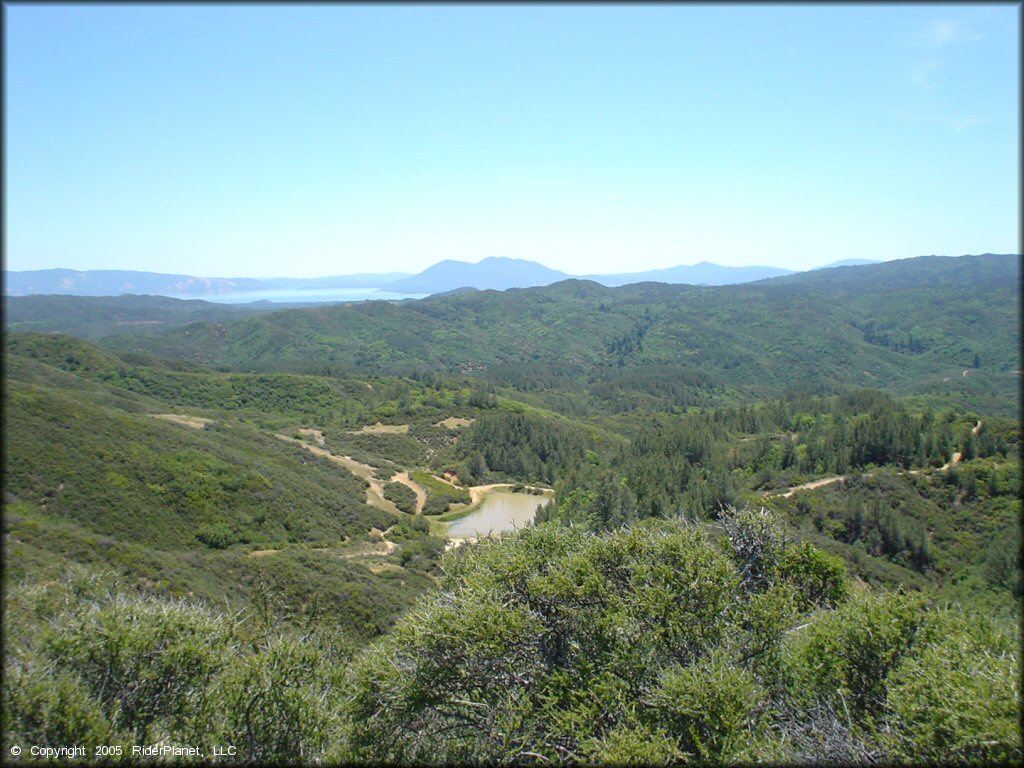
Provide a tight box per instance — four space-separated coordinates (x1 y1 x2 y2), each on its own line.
208 635 341 764
382 481 417 514
648 651 770 762
196 521 237 549
2 664 114 751
581 724 685 765
776 541 849 611
884 611 1021 763
41 594 233 742
781 590 927 719
339 521 753 763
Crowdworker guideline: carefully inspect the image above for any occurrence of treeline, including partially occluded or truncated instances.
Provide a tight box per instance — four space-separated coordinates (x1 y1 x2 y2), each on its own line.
536 390 1018 601
556 390 1009 526
453 409 595 485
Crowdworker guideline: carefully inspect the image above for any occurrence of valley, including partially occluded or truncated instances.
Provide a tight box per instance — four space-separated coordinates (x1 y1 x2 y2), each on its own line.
3 253 1020 763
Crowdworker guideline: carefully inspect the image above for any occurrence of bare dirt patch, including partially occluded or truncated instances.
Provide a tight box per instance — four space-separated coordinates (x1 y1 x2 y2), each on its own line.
350 422 409 435
248 549 280 558
152 414 213 430
366 563 403 574
336 540 397 557
296 427 326 446
435 417 475 429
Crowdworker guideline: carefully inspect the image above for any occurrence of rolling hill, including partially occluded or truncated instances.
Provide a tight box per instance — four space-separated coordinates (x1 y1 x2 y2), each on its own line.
75 254 1018 415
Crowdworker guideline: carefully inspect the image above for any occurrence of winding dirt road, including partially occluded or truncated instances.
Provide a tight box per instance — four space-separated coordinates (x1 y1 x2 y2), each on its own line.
765 475 847 499
273 434 401 515
391 471 427 514
765 423 983 499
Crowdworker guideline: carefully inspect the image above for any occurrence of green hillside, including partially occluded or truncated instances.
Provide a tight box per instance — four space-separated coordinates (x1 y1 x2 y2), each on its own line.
3 293 278 338
87 254 1019 415
2 335 465 644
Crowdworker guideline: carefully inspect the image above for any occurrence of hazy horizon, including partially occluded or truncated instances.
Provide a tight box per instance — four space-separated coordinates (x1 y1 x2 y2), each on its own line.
5 253 898 281
6 4 1018 278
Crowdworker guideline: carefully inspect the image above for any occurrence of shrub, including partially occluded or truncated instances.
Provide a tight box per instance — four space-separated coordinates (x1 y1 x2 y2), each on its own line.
339 521 750 763
2 663 114 750
776 541 850 611
41 594 233 741
208 635 341 764
884 611 1021 763
382 481 417 514
648 651 770 762
196 521 237 549
781 590 927 720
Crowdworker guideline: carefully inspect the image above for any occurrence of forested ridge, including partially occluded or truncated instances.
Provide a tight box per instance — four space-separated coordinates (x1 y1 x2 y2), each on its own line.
3 254 1020 763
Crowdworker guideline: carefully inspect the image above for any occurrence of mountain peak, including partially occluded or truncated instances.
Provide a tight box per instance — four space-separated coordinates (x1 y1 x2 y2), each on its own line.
387 257 570 293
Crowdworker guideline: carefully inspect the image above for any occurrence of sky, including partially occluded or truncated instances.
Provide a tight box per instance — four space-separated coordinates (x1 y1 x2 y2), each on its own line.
4 3 1020 278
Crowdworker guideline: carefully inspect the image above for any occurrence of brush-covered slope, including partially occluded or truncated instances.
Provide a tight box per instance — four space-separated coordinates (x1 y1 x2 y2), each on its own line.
94 254 1019 413
2 334 447 641
3 293 279 338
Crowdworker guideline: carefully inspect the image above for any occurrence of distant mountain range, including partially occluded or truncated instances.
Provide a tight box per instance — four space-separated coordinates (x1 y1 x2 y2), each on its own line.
2 268 413 298
811 258 881 270
583 261 795 287
5 256 887 300
386 258 571 293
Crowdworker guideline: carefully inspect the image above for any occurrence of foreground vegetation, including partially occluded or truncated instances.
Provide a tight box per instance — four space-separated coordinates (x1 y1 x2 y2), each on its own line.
4 513 1019 764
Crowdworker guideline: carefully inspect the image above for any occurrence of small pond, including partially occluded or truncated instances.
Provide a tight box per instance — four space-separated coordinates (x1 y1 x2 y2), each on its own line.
446 491 551 538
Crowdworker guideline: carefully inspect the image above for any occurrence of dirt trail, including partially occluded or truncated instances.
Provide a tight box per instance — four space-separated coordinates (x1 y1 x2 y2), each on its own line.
273 434 401 515
766 475 847 499
296 427 326 446
445 536 479 552
467 483 512 505
251 539 397 559
933 421 979 470
769 429 983 497
391 471 427 514
430 473 462 489
314 540 396 557
939 452 963 472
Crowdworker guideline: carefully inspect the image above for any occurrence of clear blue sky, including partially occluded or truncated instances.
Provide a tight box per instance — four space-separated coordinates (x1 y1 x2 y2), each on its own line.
5 3 1019 278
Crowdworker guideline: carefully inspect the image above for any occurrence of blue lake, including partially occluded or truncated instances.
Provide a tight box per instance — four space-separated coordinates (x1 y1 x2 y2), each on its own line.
173 288 428 304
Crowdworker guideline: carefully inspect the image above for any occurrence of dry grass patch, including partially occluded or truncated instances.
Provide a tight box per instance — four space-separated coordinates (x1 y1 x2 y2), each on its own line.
350 422 409 434
435 417 475 429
